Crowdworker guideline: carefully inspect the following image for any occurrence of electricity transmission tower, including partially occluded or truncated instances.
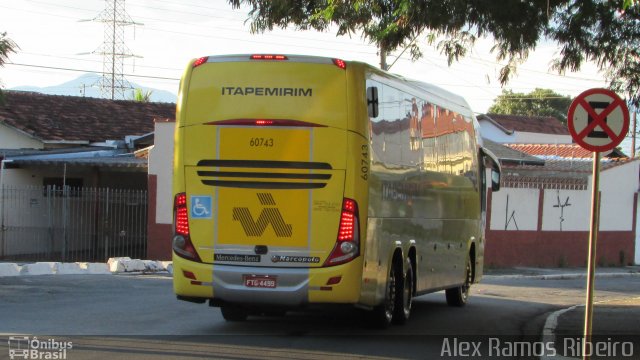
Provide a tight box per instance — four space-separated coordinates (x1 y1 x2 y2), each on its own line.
82 0 142 100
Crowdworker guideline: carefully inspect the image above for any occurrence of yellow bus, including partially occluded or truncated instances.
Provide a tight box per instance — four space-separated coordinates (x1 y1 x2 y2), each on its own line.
172 54 501 327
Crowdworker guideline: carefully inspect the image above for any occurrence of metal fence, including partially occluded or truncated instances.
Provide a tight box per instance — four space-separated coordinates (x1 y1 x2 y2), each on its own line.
0 185 148 262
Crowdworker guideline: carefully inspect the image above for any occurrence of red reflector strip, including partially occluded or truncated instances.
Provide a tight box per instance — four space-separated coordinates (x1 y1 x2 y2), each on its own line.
251 54 288 60
205 119 326 127
183 270 196 280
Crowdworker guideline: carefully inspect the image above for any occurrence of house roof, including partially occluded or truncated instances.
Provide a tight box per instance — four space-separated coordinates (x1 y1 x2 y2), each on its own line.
506 143 628 159
482 139 545 166
478 113 570 135
0 91 175 143
8 155 148 170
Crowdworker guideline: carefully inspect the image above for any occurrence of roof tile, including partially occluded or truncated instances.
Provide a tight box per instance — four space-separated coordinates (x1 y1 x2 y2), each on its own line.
506 143 593 158
484 113 569 135
0 91 175 143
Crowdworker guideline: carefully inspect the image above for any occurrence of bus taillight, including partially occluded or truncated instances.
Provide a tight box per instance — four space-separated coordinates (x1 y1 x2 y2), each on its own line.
324 198 360 267
332 58 347 70
192 57 208 68
173 193 202 262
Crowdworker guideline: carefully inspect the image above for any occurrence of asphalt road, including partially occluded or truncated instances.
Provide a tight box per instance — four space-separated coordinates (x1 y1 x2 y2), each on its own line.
0 273 638 359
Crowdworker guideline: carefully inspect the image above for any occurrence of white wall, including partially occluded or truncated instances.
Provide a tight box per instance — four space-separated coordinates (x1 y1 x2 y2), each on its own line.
541 189 590 231
636 195 640 265
514 132 572 144
1 169 42 187
490 188 539 231
0 123 43 149
479 122 516 143
491 160 639 234
599 161 639 231
148 121 175 225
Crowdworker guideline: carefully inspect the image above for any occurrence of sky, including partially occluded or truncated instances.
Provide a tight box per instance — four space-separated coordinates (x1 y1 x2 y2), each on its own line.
0 0 635 154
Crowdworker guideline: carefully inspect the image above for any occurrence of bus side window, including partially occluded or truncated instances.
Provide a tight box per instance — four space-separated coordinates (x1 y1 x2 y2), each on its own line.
480 147 501 192
491 169 501 192
367 86 379 118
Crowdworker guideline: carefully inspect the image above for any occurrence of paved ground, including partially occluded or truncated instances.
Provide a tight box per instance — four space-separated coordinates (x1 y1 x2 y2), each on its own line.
0 266 637 359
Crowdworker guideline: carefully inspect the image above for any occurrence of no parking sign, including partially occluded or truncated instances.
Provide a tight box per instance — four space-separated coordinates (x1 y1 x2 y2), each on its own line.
568 88 631 360
567 88 630 152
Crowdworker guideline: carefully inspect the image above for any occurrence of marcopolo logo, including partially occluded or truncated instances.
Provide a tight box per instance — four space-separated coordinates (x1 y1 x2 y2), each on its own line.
8 336 72 360
232 193 292 237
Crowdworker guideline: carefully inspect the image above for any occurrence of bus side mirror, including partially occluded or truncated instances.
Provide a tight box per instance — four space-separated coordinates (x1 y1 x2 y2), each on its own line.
491 169 501 192
367 87 379 118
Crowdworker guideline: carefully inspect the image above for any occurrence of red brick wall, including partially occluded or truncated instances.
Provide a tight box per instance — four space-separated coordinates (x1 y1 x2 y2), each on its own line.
485 230 634 267
484 190 636 268
147 175 172 260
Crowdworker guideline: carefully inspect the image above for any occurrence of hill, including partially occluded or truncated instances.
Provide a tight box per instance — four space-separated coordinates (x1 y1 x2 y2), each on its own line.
10 73 177 103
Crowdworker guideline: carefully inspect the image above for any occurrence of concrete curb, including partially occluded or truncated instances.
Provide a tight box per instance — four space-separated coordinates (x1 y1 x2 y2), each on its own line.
485 272 640 281
0 259 172 277
540 305 580 360
539 296 640 360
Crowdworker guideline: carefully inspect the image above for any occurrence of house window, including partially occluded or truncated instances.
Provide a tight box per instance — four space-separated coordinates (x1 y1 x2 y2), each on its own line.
43 177 84 197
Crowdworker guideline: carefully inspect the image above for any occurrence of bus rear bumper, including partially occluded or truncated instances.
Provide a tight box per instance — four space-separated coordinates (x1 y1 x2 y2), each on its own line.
173 254 364 307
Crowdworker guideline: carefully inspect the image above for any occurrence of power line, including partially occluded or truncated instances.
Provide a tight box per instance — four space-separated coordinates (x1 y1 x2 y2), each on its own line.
20 51 183 71
6 62 180 81
466 55 605 82
3 2 377 56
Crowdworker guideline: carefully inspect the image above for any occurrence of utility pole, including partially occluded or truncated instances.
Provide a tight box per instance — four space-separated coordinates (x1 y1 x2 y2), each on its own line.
632 111 637 158
81 0 142 100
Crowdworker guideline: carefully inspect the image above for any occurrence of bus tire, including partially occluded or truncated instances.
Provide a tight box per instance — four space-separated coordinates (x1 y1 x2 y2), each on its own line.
220 305 248 322
372 261 397 328
445 256 472 307
393 258 413 325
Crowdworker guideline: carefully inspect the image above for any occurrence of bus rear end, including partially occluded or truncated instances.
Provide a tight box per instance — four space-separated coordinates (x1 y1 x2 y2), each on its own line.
172 55 369 318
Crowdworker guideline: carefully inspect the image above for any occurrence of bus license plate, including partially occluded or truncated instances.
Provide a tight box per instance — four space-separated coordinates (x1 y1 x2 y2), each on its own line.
243 275 277 288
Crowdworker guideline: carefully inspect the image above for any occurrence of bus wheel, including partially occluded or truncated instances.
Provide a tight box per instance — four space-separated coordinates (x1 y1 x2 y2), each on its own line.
372 262 397 328
393 258 413 324
220 305 248 322
445 256 472 307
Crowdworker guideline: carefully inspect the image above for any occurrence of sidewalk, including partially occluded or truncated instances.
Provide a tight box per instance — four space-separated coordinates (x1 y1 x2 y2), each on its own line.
485 265 640 279
499 266 640 359
0 257 173 276
547 297 640 358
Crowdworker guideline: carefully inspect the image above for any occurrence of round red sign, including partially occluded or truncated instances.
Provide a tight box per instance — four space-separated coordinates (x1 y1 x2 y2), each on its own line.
567 88 630 152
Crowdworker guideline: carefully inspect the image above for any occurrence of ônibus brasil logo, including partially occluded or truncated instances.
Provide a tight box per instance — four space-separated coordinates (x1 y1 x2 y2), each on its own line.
8 336 72 360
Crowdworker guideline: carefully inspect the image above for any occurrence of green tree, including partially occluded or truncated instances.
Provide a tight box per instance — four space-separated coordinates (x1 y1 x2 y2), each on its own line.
228 0 640 106
487 89 573 124
131 88 153 102
0 32 18 103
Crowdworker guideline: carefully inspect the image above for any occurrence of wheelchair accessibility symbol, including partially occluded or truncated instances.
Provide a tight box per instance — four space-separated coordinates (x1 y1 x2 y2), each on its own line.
191 196 212 219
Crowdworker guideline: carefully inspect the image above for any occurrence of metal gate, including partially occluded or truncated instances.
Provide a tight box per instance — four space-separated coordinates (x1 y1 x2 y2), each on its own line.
0 185 148 262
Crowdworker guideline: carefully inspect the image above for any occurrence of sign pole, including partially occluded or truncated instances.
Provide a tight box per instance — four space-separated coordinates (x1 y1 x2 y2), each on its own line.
566 88 629 360
582 151 600 360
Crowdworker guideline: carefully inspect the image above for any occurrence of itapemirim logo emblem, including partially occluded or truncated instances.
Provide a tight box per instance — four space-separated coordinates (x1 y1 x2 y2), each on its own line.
8 336 72 359
232 193 293 237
